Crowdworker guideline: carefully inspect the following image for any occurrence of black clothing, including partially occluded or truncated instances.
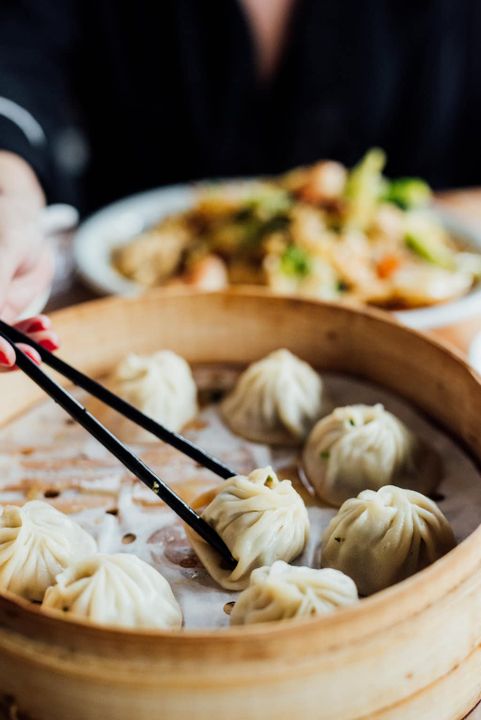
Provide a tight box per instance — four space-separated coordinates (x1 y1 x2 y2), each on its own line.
0 0 480 211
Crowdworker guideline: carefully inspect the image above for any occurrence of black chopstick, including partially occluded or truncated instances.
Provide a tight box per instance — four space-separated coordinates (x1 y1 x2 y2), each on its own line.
0 320 235 480
0 332 235 567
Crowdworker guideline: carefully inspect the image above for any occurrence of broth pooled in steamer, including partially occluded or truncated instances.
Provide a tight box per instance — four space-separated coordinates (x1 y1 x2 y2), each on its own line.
230 561 358 625
0 501 96 601
186 467 309 590
221 349 323 445
321 485 456 596
302 403 442 506
43 553 183 629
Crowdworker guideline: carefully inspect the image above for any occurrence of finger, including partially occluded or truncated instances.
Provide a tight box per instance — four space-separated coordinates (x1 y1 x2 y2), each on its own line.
15 314 52 333
0 338 16 368
26 329 59 351
0 305 24 325
1 246 54 322
0 340 44 373
12 317 59 351
16 343 41 365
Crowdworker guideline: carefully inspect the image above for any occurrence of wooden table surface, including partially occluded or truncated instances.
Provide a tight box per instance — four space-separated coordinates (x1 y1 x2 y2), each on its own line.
46 189 481 719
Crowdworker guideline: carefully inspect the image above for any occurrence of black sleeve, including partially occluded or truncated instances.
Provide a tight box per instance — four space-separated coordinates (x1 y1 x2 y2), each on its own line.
0 0 78 196
454 0 481 187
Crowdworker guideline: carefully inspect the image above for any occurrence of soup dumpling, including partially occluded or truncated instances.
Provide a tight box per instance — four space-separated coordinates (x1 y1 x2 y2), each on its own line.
221 349 323 445
89 350 198 442
230 560 358 625
321 485 456 595
302 403 442 506
0 501 97 601
186 467 309 590
42 553 182 629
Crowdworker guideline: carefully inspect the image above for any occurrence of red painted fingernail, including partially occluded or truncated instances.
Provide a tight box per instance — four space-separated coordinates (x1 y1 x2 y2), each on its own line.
24 349 41 365
39 337 59 351
0 351 12 366
26 319 47 333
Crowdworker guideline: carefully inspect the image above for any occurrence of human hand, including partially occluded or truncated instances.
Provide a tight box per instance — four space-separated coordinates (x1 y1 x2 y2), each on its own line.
0 151 54 323
0 151 58 369
0 314 59 370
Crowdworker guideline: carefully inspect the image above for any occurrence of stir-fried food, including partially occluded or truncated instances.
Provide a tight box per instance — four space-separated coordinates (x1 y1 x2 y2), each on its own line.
113 150 481 308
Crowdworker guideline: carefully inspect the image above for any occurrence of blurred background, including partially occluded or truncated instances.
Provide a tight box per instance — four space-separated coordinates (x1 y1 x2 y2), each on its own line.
3 0 481 358
2 0 481 209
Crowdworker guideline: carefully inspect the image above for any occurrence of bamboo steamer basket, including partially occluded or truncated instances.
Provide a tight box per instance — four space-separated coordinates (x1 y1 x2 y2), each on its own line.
0 289 481 720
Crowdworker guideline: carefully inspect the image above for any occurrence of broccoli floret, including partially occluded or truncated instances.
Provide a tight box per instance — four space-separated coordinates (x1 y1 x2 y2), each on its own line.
384 178 432 210
280 245 312 277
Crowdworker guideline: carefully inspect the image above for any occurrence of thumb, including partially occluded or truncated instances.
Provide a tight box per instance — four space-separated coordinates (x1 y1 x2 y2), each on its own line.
0 336 15 367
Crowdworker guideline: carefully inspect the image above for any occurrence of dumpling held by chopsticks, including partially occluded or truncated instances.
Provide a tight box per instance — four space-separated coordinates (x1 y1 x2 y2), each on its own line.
186 466 309 590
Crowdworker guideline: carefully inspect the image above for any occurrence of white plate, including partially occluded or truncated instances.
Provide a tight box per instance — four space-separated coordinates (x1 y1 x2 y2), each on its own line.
74 186 194 298
74 185 481 330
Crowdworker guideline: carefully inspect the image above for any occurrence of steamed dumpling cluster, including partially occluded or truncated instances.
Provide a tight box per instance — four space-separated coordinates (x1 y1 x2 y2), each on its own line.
0 501 182 630
187 467 309 590
0 501 96 601
91 350 198 441
186 357 455 609
1 346 457 632
222 349 323 445
302 404 442 506
43 554 182 630
321 485 456 596
230 561 358 625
